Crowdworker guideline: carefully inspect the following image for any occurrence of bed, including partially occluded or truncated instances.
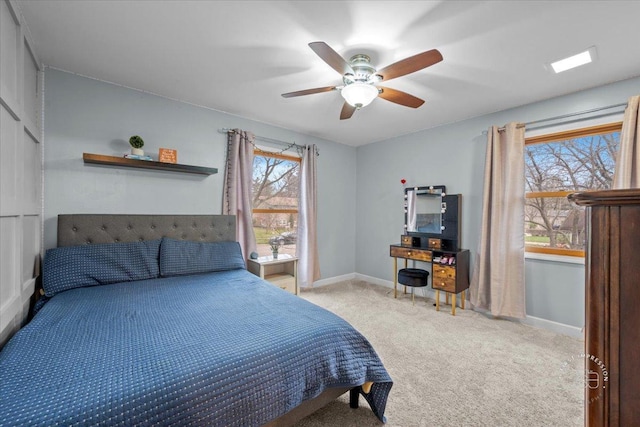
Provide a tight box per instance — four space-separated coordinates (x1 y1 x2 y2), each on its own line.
0 214 392 426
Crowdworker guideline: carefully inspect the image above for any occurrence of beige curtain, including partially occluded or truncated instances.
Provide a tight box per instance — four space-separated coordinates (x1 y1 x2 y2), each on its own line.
222 129 256 260
469 122 526 319
613 95 640 189
297 144 320 287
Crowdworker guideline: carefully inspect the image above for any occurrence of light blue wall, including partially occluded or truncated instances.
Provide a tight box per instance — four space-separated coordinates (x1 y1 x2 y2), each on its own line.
355 75 640 328
43 69 357 280
44 67 640 330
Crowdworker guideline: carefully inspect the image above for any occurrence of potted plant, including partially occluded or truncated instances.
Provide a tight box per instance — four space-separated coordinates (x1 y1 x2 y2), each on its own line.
129 135 145 156
270 241 281 259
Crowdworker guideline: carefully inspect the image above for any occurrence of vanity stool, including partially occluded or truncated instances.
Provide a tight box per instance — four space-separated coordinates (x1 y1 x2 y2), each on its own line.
397 268 429 305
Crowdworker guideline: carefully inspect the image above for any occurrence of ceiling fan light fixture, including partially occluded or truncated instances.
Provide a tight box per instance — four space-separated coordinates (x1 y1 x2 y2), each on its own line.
341 83 379 108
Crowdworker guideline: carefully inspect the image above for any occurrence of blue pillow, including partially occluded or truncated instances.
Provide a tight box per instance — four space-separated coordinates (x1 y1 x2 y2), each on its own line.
43 240 161 297
159 238 245 277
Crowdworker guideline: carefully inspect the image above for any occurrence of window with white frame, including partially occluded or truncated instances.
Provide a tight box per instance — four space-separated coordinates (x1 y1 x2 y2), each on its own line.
525 122 622 257
252 150 300 257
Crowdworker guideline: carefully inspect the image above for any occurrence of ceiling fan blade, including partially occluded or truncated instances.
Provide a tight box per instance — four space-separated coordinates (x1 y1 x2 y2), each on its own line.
376 49 443 82
281 86 338 98
378 87 425 108
340 102 357 120
309 41 354 76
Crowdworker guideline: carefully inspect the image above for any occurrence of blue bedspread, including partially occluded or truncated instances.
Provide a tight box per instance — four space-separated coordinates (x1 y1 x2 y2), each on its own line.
0 270 392 426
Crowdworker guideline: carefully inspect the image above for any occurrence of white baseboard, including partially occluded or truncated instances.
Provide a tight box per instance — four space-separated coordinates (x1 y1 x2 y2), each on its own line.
520 315 584 339
353 273 393 288
311 273 356 288
319 273 584 339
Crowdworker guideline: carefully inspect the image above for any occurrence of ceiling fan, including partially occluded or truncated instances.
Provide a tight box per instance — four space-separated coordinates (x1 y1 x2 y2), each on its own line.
282 41 443 120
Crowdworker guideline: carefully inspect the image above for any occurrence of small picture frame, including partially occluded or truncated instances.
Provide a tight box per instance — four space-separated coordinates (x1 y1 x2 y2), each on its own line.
158 148 177 164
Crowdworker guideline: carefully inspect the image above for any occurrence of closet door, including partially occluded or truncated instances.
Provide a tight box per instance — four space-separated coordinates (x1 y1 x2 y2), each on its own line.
0 0 43 346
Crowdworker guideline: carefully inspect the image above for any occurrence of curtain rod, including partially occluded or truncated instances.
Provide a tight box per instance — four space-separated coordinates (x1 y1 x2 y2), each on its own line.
217 128 319 156
488 102 627 133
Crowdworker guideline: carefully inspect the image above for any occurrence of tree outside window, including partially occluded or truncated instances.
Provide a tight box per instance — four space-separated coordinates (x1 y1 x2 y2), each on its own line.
525 123 621 256
252 151 300 257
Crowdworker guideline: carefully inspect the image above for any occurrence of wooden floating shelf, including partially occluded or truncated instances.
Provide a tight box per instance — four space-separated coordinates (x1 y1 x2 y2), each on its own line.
83 153 217 176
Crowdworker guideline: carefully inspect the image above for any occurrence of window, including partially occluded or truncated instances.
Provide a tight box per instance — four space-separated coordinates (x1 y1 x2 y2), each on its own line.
525 122 621 257
252 150 300 257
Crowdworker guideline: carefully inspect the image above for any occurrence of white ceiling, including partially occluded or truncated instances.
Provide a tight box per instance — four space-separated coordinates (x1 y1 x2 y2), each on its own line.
17 0 640 147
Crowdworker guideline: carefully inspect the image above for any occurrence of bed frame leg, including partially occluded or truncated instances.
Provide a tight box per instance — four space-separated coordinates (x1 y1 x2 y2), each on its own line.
349 387 360 409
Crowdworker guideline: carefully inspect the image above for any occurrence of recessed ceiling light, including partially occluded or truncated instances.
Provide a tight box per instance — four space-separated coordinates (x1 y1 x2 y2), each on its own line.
550 46 597 73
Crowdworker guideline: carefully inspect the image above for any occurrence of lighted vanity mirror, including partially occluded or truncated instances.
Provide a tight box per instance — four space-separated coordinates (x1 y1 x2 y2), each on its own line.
404 185 461 251
404 185 446 233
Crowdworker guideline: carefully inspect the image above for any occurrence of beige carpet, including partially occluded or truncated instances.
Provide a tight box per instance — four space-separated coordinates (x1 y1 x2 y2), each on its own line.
294 280 584 427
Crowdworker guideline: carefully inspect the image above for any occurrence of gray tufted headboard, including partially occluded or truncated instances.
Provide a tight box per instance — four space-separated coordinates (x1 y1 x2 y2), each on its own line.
57 214 236 247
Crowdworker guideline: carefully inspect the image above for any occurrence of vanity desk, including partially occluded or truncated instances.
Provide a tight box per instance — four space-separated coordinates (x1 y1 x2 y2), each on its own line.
390 244 469 315
392 185 469 315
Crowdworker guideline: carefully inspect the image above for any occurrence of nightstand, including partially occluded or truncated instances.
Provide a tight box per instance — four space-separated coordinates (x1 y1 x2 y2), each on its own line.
247 254 298 295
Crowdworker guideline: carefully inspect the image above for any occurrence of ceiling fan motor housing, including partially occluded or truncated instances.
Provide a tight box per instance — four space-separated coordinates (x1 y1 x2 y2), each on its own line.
343 54 381 85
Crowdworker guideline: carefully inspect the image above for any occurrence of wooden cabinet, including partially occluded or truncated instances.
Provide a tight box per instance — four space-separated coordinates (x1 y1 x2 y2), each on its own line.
569 189 640 427
430 250 470 315
430 250 470 294
247 255 298 295
432 265 456 293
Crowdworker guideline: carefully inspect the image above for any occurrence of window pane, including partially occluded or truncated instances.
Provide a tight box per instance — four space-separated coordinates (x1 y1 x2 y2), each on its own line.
524 125 620 256
252 153 300 257
525 132 619 193
252 155 299 210
253 213 297 257
525 197 586 251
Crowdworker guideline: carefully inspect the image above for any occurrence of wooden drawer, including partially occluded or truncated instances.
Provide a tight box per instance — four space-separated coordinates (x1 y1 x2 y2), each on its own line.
390 246 432 262
401 235 420 247
432 265 456 293
433 264 456 279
